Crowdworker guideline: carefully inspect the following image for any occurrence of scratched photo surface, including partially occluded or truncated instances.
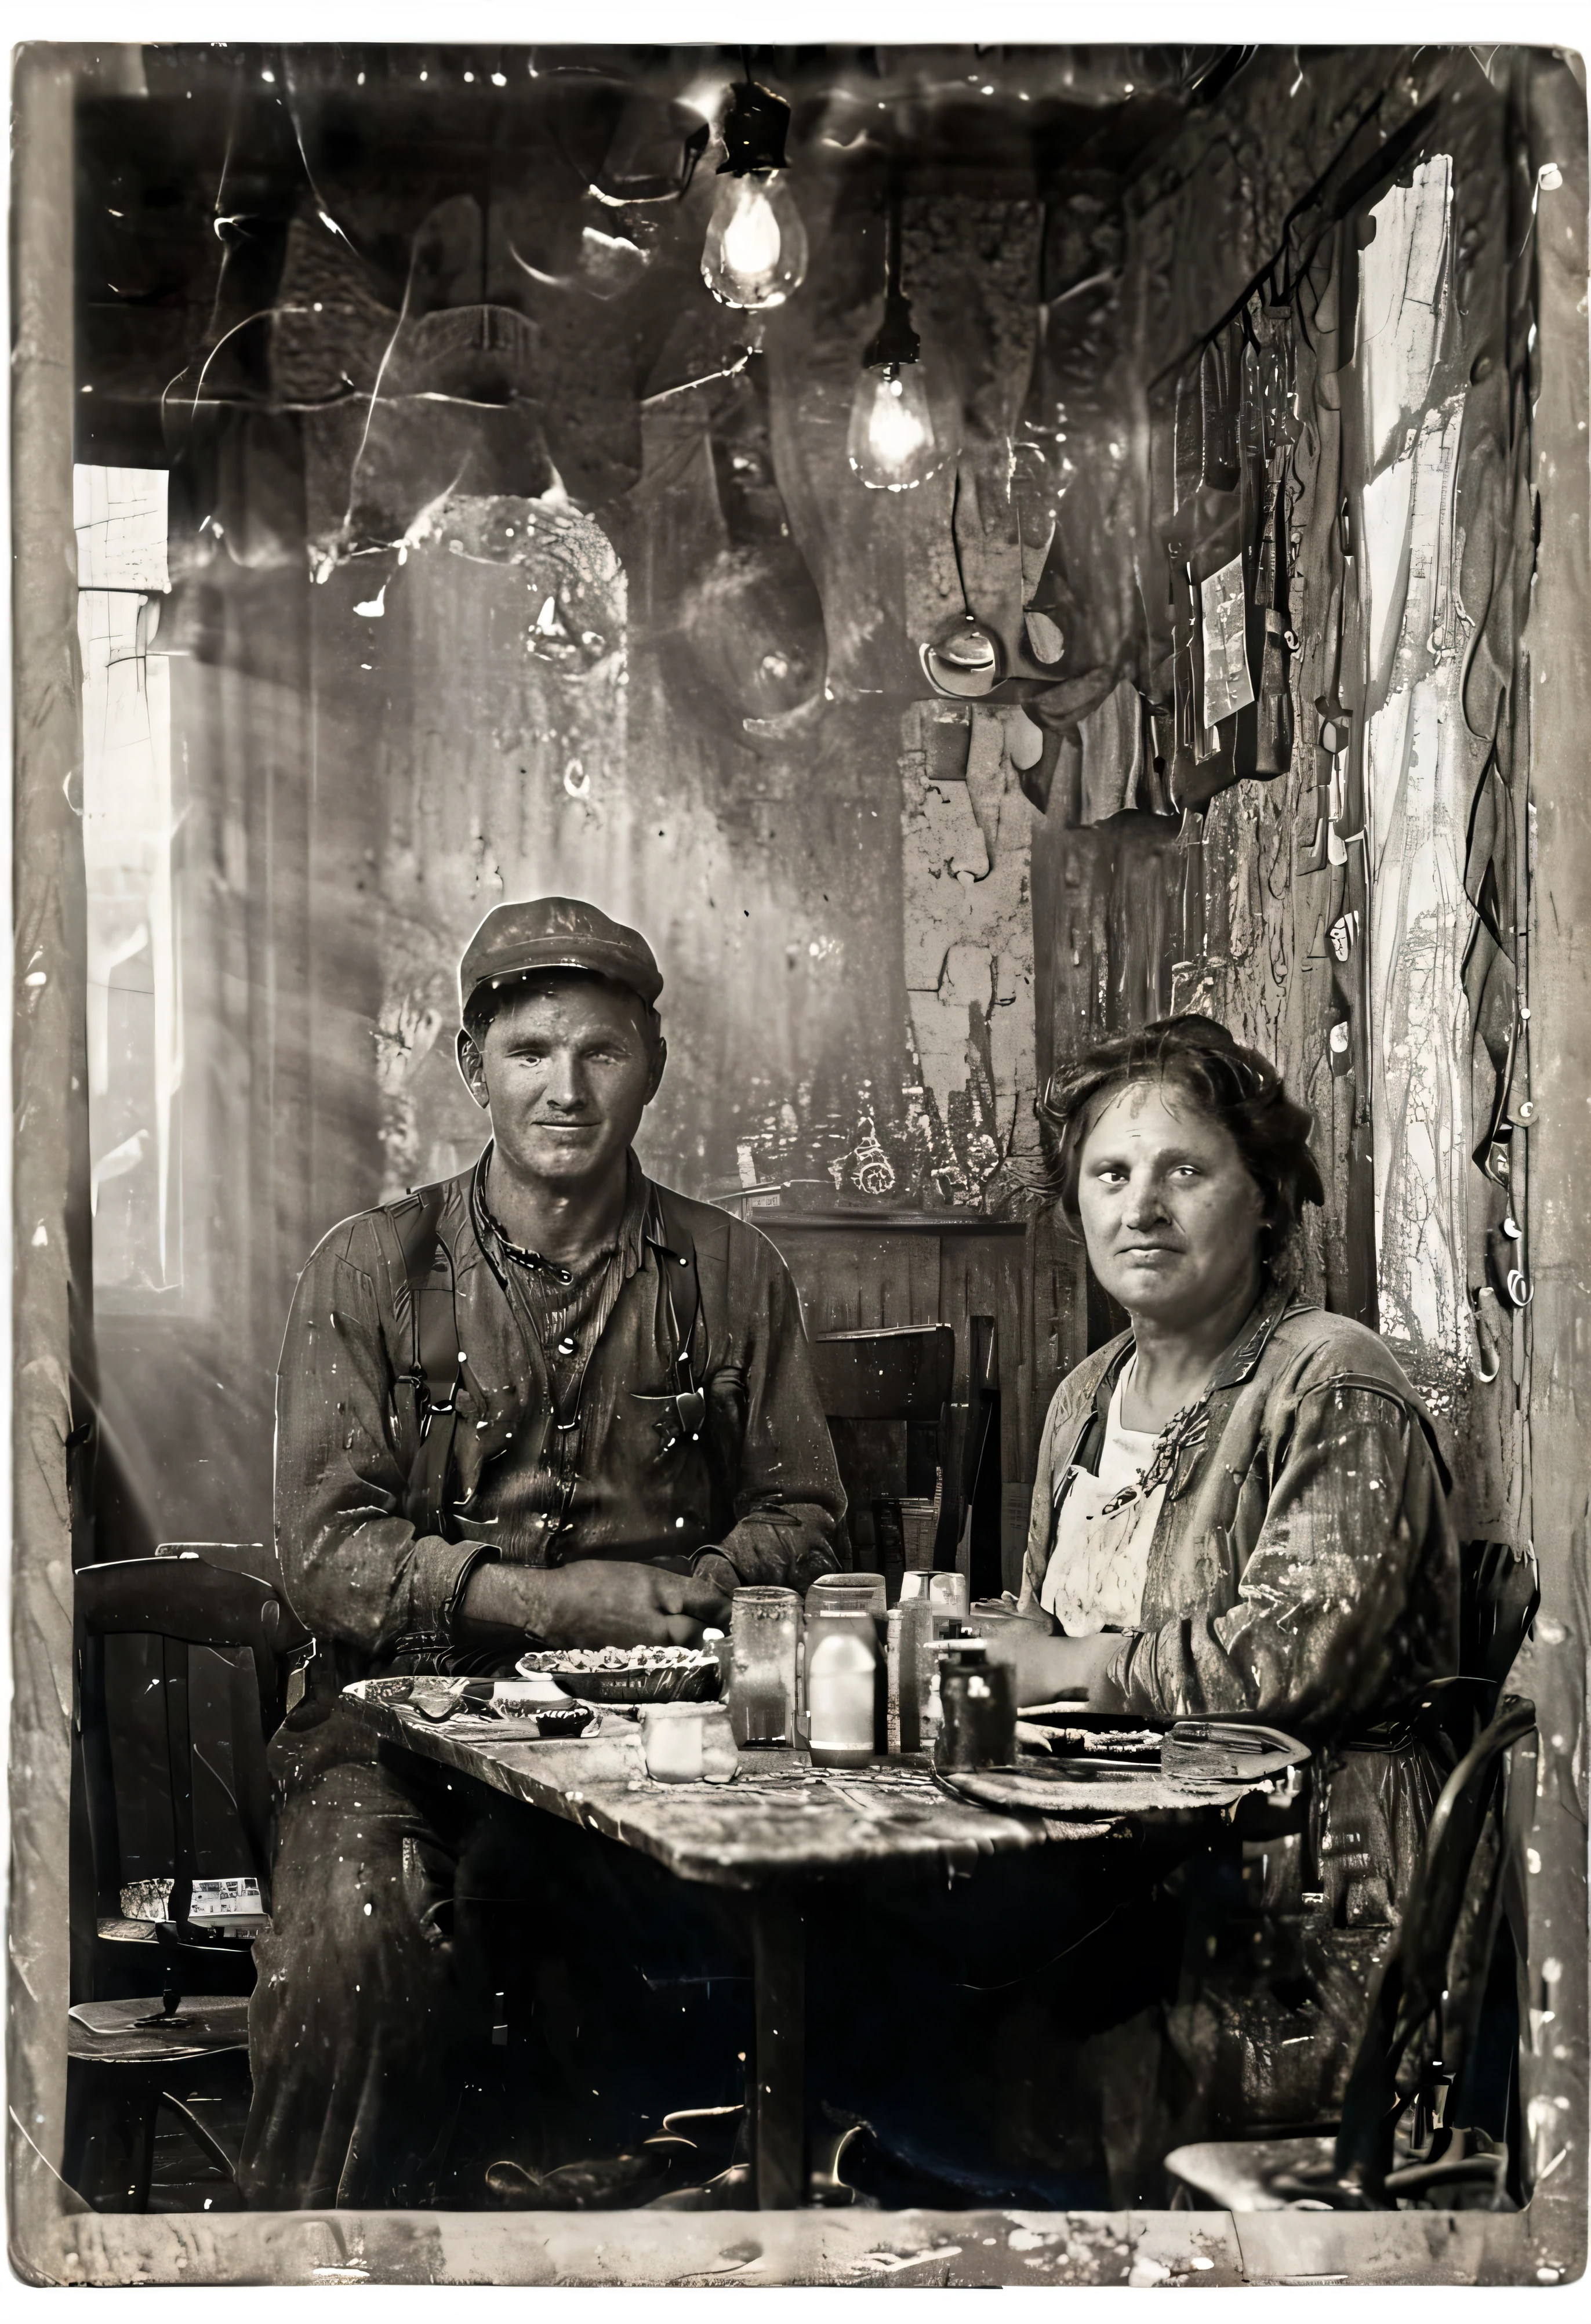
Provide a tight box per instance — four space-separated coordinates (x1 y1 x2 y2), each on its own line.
10 39 1588 2288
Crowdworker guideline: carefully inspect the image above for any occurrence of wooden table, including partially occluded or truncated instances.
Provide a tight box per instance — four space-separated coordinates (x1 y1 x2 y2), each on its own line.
340 1688 1255 2208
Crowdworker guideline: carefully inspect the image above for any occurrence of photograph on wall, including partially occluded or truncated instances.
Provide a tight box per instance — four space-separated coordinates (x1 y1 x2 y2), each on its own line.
9 36 1588 2289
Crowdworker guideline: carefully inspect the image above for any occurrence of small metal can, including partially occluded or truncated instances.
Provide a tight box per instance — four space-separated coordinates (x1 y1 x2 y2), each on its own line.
935 1644 1016 1771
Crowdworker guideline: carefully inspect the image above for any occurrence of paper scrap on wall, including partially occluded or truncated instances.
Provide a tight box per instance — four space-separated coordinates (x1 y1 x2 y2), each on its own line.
1200 554 1254 728
73 463 170 593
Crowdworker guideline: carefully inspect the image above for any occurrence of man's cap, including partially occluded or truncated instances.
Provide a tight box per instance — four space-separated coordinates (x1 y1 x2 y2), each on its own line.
459 896 663 1021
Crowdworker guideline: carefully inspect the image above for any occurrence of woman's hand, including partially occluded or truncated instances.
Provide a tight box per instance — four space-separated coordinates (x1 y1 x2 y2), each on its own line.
982 1618 1126 1709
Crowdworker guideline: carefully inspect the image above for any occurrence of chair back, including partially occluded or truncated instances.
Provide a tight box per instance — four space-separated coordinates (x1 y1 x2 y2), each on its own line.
1410 1540 1541 1767
1333 1692 1536 2195
1460 1540 1539 1698
808 1323 955 1420
809 1325 958 1570
74 1555 305 1956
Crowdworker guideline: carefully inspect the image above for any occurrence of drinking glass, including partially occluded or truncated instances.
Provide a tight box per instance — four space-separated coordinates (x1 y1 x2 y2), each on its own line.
728 1586 799 1745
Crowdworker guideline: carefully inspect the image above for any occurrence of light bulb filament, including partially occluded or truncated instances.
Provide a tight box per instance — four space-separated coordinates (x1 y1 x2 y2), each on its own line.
721 183 782 281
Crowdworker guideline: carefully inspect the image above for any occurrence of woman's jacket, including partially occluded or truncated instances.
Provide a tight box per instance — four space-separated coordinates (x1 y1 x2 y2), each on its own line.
1019 1283 1460 1924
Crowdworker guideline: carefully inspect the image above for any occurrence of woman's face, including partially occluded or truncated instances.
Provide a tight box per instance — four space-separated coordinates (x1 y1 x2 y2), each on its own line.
1076 1077 1267 1332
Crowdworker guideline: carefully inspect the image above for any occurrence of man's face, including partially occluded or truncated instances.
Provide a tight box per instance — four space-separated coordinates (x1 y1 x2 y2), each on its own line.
461 975 664 1190
1076 1077 1266 1331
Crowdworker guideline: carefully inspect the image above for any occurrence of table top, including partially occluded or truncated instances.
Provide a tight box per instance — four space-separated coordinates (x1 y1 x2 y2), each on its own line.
340 1688 1243 1893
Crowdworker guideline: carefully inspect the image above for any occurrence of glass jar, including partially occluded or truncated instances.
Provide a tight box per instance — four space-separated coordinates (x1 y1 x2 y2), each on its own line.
803 1574 880 1707
728 1586 799 1745
804 1573 886 1752
807 1609 880 1769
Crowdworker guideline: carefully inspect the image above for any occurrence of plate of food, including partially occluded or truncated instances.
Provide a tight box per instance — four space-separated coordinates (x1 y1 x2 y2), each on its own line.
515 1643 721 1704
1017 1709 1308 1783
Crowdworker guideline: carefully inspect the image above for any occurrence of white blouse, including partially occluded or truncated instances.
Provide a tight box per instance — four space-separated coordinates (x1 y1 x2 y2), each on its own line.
1038 1358 1164 1636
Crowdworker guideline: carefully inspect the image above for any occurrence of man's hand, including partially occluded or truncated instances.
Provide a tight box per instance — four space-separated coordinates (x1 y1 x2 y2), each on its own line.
457 1559 733 1654
537 1562 735 1649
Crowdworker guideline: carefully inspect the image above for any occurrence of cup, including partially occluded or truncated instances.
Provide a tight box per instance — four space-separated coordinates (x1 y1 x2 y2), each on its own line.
641 1701 707 1782
640 1701 740 1784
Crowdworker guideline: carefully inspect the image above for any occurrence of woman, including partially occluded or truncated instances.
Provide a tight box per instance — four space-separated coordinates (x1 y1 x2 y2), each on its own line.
1009 1013 1459 1929
825 1018 1462 2199
980 1014 1465 2173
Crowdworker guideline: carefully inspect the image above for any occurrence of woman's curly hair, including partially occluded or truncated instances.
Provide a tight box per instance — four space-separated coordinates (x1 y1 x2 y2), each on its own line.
1035 1015 1327 1286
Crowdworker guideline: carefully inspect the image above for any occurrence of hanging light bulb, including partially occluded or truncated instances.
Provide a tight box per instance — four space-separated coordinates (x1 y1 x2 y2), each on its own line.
847 187 957 492
848 361 940 492
702 174 807 310
700 76 808 312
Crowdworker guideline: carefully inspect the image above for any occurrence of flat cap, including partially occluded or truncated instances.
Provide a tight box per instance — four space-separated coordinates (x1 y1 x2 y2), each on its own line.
459 896 663 1019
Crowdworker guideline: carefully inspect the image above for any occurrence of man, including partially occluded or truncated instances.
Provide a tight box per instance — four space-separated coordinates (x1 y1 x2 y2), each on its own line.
239 897 844 2207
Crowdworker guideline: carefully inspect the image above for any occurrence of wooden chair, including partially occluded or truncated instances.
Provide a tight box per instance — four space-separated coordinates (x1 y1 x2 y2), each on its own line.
66 1552 304 2210
1165 1691 1537 2212
807 1323 958 1581
1166 1540 1540 2213
1461 1538 1540 1713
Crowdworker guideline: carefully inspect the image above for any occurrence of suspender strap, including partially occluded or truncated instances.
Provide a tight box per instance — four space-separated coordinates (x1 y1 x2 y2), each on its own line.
655 1188 749 1542
652 1185 709 1392
389 1182 461 1537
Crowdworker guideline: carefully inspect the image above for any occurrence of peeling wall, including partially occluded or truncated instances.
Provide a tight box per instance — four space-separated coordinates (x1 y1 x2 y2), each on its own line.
11 40 1589 2286
901 703 1039 1207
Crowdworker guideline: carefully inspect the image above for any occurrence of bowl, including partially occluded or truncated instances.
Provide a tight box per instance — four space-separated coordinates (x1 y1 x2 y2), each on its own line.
516 1648 721 1705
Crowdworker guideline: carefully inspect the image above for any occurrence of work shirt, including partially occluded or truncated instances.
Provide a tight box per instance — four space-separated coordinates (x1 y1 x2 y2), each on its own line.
466 1153 654 1557
1019 1283 1460 1925
274 1149 844 1702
